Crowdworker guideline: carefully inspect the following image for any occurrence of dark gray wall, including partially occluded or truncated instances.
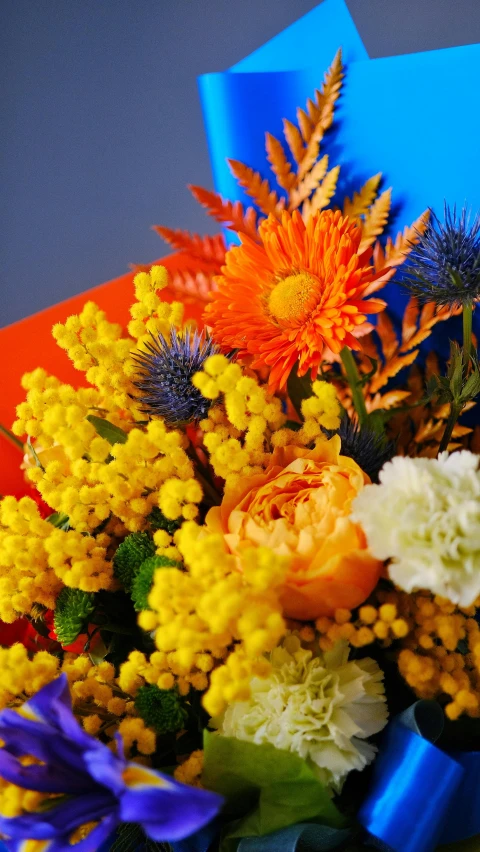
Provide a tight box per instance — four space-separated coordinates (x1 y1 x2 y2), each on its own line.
2 0 480 327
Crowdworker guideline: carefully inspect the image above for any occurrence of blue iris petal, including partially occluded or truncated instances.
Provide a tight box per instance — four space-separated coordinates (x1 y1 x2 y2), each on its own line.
0 674 223 849
120 784 224 842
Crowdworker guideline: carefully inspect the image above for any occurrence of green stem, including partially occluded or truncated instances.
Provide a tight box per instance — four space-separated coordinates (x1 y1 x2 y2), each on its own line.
438 401 462 454
0 423 24 452
340 347 368 426
463 303 473 372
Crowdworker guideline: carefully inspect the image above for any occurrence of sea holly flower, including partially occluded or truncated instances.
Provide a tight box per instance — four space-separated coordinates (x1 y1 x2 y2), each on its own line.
0 675 223 851
402 205 480 307
205 209 386 391
133 328 219 426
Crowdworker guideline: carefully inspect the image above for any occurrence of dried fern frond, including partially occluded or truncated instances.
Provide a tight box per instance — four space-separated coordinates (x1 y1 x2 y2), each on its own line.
359 189 392 252
343 174 382 220
296 50 344 182
302 165 340 219
265 132 296 192
375 312 398 362
399 301 461 353
289 155 329 211
153 227 226 264
228 159 284 216
189 185 260 241
283 118 305 164
374 210 430 272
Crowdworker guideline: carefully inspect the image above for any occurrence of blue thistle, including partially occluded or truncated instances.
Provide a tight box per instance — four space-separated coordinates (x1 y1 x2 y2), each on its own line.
402 204 480 307
133 328 219 426
326 417 396 483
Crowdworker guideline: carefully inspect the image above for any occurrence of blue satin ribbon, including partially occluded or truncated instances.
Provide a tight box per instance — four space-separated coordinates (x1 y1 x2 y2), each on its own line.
197 0 480 343
358 701 480 852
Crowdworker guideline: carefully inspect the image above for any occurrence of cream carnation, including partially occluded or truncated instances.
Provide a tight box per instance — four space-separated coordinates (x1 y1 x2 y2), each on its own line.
351 451 480 606
214 635 387 791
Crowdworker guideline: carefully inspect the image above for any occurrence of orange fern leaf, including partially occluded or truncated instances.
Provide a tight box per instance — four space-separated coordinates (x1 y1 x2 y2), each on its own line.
296 49 343 181
288 155 328 210
283 118 305 164
153 227 226 264
359 189 392 252
401 297 420 347
189 185 260 241
376 311 399 361
343 174 382 220
302 165 340 219
399 303 460 353
297 107 313 143
369 349 419 394
265 132 296 192
228 159 284 216
381 210 430 269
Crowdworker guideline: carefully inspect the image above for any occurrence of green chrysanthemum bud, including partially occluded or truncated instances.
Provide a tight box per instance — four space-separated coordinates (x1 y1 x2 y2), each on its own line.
131 555 180 612
134 684 188 734
113 532 156 592
147 506 182 536
53 588 96 646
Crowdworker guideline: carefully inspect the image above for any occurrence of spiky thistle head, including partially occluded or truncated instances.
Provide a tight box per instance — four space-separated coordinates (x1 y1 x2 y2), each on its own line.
402 204 480 307
133 328 219 426
327 416 396 483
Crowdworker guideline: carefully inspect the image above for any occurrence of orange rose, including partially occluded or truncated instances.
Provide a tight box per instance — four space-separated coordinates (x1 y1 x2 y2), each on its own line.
206 436 381 620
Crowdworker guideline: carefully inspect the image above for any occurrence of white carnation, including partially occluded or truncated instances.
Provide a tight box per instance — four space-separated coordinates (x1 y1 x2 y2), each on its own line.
351 451 480 607
214 635 387 791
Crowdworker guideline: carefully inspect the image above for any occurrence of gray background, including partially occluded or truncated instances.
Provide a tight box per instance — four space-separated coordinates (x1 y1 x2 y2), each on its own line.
2 0 480 327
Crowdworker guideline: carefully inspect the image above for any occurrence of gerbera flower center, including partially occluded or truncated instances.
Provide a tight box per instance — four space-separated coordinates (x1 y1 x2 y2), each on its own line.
268 272 318 323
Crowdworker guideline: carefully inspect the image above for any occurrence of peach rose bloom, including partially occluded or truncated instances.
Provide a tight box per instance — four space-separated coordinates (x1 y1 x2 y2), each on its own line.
206 436 382 620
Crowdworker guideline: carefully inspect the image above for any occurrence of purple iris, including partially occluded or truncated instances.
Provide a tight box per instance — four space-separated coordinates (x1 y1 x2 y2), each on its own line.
0 675 223 852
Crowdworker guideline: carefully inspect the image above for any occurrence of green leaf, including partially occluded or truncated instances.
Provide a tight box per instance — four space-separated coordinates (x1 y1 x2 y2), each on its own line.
86 414 128 445
460 366 480 403
46 512 70 531
287 363 313 419
26 437 45 470
203 732 346 851
284 420 302 432
447 342 464 401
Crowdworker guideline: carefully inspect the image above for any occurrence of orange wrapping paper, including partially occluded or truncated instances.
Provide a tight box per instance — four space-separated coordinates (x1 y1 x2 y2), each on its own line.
0 256 204 495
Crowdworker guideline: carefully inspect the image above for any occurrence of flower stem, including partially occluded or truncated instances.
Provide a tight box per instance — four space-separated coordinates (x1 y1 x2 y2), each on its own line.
0 423 24 452
340 347 368 426
463 302 473 371
438 401 462 454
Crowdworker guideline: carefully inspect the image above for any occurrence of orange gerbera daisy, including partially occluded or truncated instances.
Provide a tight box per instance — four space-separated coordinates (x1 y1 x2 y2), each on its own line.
205 209 386 390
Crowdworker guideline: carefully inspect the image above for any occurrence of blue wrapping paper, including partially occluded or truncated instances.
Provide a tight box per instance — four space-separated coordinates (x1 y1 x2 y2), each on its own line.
197 0 480 336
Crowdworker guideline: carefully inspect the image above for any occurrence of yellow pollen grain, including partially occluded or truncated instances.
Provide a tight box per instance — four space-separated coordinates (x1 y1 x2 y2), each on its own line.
268 272 317 323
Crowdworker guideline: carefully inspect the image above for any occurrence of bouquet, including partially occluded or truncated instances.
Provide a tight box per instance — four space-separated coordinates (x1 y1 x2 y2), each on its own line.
0 52 479 852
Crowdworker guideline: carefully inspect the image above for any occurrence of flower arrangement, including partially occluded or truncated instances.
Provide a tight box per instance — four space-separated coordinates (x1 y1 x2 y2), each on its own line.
1 51 480 852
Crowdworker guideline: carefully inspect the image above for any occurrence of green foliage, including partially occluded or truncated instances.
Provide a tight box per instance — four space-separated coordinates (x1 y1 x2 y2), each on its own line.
203 732 346 851
135 684 188 734
287 361 313 418
46 512 70 531
113 533 156 592
147 506 182 536
131 555 180 612
86 414 128 445
53 588 96 645
110 823 170 852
